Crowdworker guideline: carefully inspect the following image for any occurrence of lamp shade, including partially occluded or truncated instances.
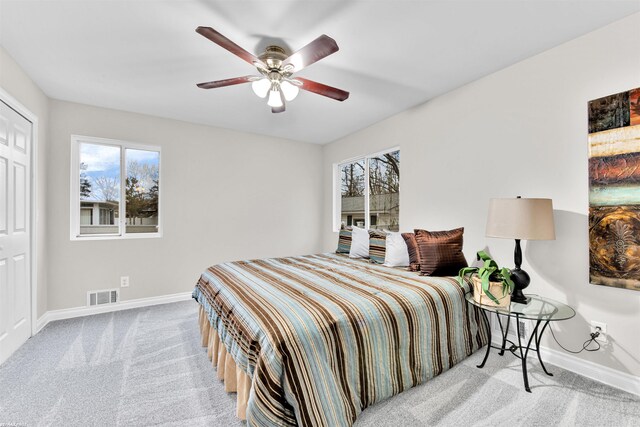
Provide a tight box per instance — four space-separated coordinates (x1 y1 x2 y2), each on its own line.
267 89 283 108
251 78 271 98
280 81 299 101
486 198 556 240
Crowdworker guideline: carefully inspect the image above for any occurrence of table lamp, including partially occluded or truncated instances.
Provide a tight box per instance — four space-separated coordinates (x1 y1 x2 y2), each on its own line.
485 197 556 304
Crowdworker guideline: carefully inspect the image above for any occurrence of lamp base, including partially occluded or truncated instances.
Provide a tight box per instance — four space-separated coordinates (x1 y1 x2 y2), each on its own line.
511 288 530 305
510 267 531 305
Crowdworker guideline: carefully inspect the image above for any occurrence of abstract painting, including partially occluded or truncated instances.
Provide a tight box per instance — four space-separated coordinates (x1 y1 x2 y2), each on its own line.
588 87 640 291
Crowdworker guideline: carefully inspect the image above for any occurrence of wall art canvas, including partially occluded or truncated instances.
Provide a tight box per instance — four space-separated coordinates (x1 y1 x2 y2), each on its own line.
588 87 640 291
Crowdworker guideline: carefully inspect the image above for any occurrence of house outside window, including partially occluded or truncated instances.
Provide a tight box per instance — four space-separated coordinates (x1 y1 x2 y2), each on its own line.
80 208 93 225
335 148 400 231
99 206 115 225
70 135 161 240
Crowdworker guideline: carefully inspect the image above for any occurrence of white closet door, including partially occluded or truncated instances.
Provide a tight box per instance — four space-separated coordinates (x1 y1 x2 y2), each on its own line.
0 100 32 365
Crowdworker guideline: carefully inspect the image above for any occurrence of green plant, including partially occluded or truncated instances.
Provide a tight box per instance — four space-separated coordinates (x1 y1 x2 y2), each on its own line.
457 250 515 304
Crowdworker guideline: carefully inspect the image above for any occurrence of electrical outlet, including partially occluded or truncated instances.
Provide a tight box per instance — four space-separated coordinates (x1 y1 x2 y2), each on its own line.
590 321 607 343
120 276 130 288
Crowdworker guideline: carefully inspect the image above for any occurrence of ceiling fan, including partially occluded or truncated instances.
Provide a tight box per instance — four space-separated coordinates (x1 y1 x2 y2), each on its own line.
195 27 349 113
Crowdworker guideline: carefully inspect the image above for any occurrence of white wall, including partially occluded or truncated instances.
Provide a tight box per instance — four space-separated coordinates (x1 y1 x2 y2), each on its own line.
0 46 49 318
322 14 640 377
47 100 323 310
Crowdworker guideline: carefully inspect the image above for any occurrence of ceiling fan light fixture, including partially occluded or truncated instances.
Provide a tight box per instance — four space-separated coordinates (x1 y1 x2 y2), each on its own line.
267 88 284 108
251 78 271 98
280 80 299 101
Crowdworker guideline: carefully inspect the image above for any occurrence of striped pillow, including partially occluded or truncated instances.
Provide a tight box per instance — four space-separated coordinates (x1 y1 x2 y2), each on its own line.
336 227 352 254
368 230 387 264
401 232 421 272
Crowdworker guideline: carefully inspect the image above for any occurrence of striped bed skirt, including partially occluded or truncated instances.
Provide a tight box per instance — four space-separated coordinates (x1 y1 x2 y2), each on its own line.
198 305 251 420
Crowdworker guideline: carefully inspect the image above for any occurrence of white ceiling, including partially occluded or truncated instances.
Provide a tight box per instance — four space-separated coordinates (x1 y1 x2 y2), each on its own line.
1 1 638 144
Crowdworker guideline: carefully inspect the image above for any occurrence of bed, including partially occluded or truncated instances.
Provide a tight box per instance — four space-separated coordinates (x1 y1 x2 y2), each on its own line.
192 253 487 427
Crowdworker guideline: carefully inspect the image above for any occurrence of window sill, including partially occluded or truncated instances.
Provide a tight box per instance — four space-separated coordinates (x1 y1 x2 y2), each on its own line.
70 232 163 241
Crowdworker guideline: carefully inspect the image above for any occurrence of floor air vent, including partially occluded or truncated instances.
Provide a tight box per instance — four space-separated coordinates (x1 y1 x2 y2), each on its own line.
87 289 119 306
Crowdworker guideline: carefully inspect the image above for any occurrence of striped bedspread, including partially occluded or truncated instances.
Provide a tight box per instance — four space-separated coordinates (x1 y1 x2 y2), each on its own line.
192 253 487 427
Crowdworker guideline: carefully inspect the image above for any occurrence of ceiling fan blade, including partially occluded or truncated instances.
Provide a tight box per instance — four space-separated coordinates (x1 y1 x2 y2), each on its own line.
196 75 256 89
281 35 339 72
196 26 264 67
296 77 349 101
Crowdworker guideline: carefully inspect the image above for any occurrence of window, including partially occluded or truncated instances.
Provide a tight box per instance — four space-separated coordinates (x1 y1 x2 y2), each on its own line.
335 148 399 231
71 135 161 240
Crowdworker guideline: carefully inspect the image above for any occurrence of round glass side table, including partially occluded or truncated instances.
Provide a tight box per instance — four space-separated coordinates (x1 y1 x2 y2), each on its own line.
465 293 576 392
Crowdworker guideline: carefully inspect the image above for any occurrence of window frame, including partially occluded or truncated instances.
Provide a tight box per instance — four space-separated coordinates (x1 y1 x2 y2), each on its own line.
333 146 400 232
70 135 162 241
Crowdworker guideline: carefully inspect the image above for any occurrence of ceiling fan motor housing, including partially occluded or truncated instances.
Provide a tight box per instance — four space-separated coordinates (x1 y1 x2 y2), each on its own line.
260 46 288 71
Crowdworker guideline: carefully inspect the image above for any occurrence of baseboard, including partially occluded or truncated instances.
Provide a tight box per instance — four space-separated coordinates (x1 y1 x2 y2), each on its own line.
538 345 640 396
35 291 193 334
490 333 640 397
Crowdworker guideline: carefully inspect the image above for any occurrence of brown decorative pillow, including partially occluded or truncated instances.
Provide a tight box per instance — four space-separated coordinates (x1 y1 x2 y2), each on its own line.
414 228 468 276
401 232 421 272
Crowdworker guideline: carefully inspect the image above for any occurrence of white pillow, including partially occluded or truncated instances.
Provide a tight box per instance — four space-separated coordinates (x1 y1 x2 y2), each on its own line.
349 227 370 258
383 232 410 267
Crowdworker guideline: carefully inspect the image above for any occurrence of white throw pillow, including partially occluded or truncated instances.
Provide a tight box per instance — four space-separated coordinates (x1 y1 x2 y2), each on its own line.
349 226 370 259
383 232 410 267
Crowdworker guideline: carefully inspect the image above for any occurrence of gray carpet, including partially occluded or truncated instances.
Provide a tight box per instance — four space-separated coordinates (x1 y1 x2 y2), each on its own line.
0 301 638 426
